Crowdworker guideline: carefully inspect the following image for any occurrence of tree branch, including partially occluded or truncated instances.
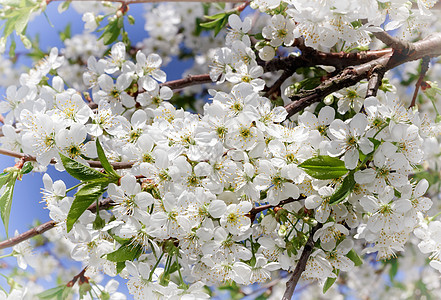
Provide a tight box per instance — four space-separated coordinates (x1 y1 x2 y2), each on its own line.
260 49 392 72
248 196 306 217
410 56 431 108
0 198 114 250
160 74 213 90
282 223 322 300
284 33 441 118
0 148 134 170
365 65 386 98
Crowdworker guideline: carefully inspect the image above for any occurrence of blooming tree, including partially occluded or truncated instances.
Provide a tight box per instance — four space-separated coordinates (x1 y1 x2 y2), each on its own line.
1 0 441 299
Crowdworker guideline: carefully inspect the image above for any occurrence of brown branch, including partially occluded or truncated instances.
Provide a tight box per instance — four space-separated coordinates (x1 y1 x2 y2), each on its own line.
410 56 431 108
282 223 322 300
260 49 392 73
0 148 134 170
365 65 387 98
264 71 292 98
371 31 413 53
248 196 305 217
67 267 88 287
284 33 441 118
160 74 213 90
0 198 115 250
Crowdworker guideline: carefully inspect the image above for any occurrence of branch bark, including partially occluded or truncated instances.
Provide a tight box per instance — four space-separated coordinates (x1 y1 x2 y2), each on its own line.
410 56 431 107
248 196 306 217
0 198 114 250
0 148 134 170
282 223 322 300
284 33 441 118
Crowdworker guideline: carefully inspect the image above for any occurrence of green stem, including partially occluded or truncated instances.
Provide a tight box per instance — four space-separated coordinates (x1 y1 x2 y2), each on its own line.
176 254 185 287
66 182 82 193
148 252 164 281
429 211 441 222
0 253 14 259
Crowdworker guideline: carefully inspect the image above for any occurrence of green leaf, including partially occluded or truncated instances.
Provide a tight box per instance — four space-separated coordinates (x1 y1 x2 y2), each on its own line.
66 182 108 232
9 38 16 58
199 18 222 29
58 0 71 13
368 137 381 149
37 286 65 300
298 155 348 180
323 269 339 293
0 174 17 236
96 138 120 180
0 173 12 188
329 172 355 204
346 249 363 266
214 15 228 37
59 23 71 42
99 18 121 45
204 12 226 20
116 261 126 274
14 7 33 34
21 162 33 174
107 241 143 262
388 257 398 281
59 153 107 182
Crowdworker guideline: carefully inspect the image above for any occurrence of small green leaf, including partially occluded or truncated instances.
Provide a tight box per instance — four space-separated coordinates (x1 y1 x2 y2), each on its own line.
66 182 108 232
21 162 33 174
58 0 71 13
37 286 65 300
96 138 120 180
199 18 222 29
9 38 16 58
116 261 126 273
59 153 107 182
368 137 381 149
0 173 12 187
14 7 33 34
99 18 121 45
128 15 135 25
323 269 339 293
329 172 355 204
298 155 348 180
59 23 71 42
214 15 228 37
0 173 17 236
204 12 226 20
388 257 398 281
107 241 143 262
346 249 363 266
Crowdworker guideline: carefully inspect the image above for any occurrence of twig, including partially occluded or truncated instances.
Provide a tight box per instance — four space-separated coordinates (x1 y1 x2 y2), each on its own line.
160 74 213 90
248 196 305 217
410 56 431 108
284 33 441 118
264 71 292 98
365 65 386 98
371 30 413 54
282 223 322 300
260 49 392 72
0 148 135 170
0 198 114 250
66 266 88 287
